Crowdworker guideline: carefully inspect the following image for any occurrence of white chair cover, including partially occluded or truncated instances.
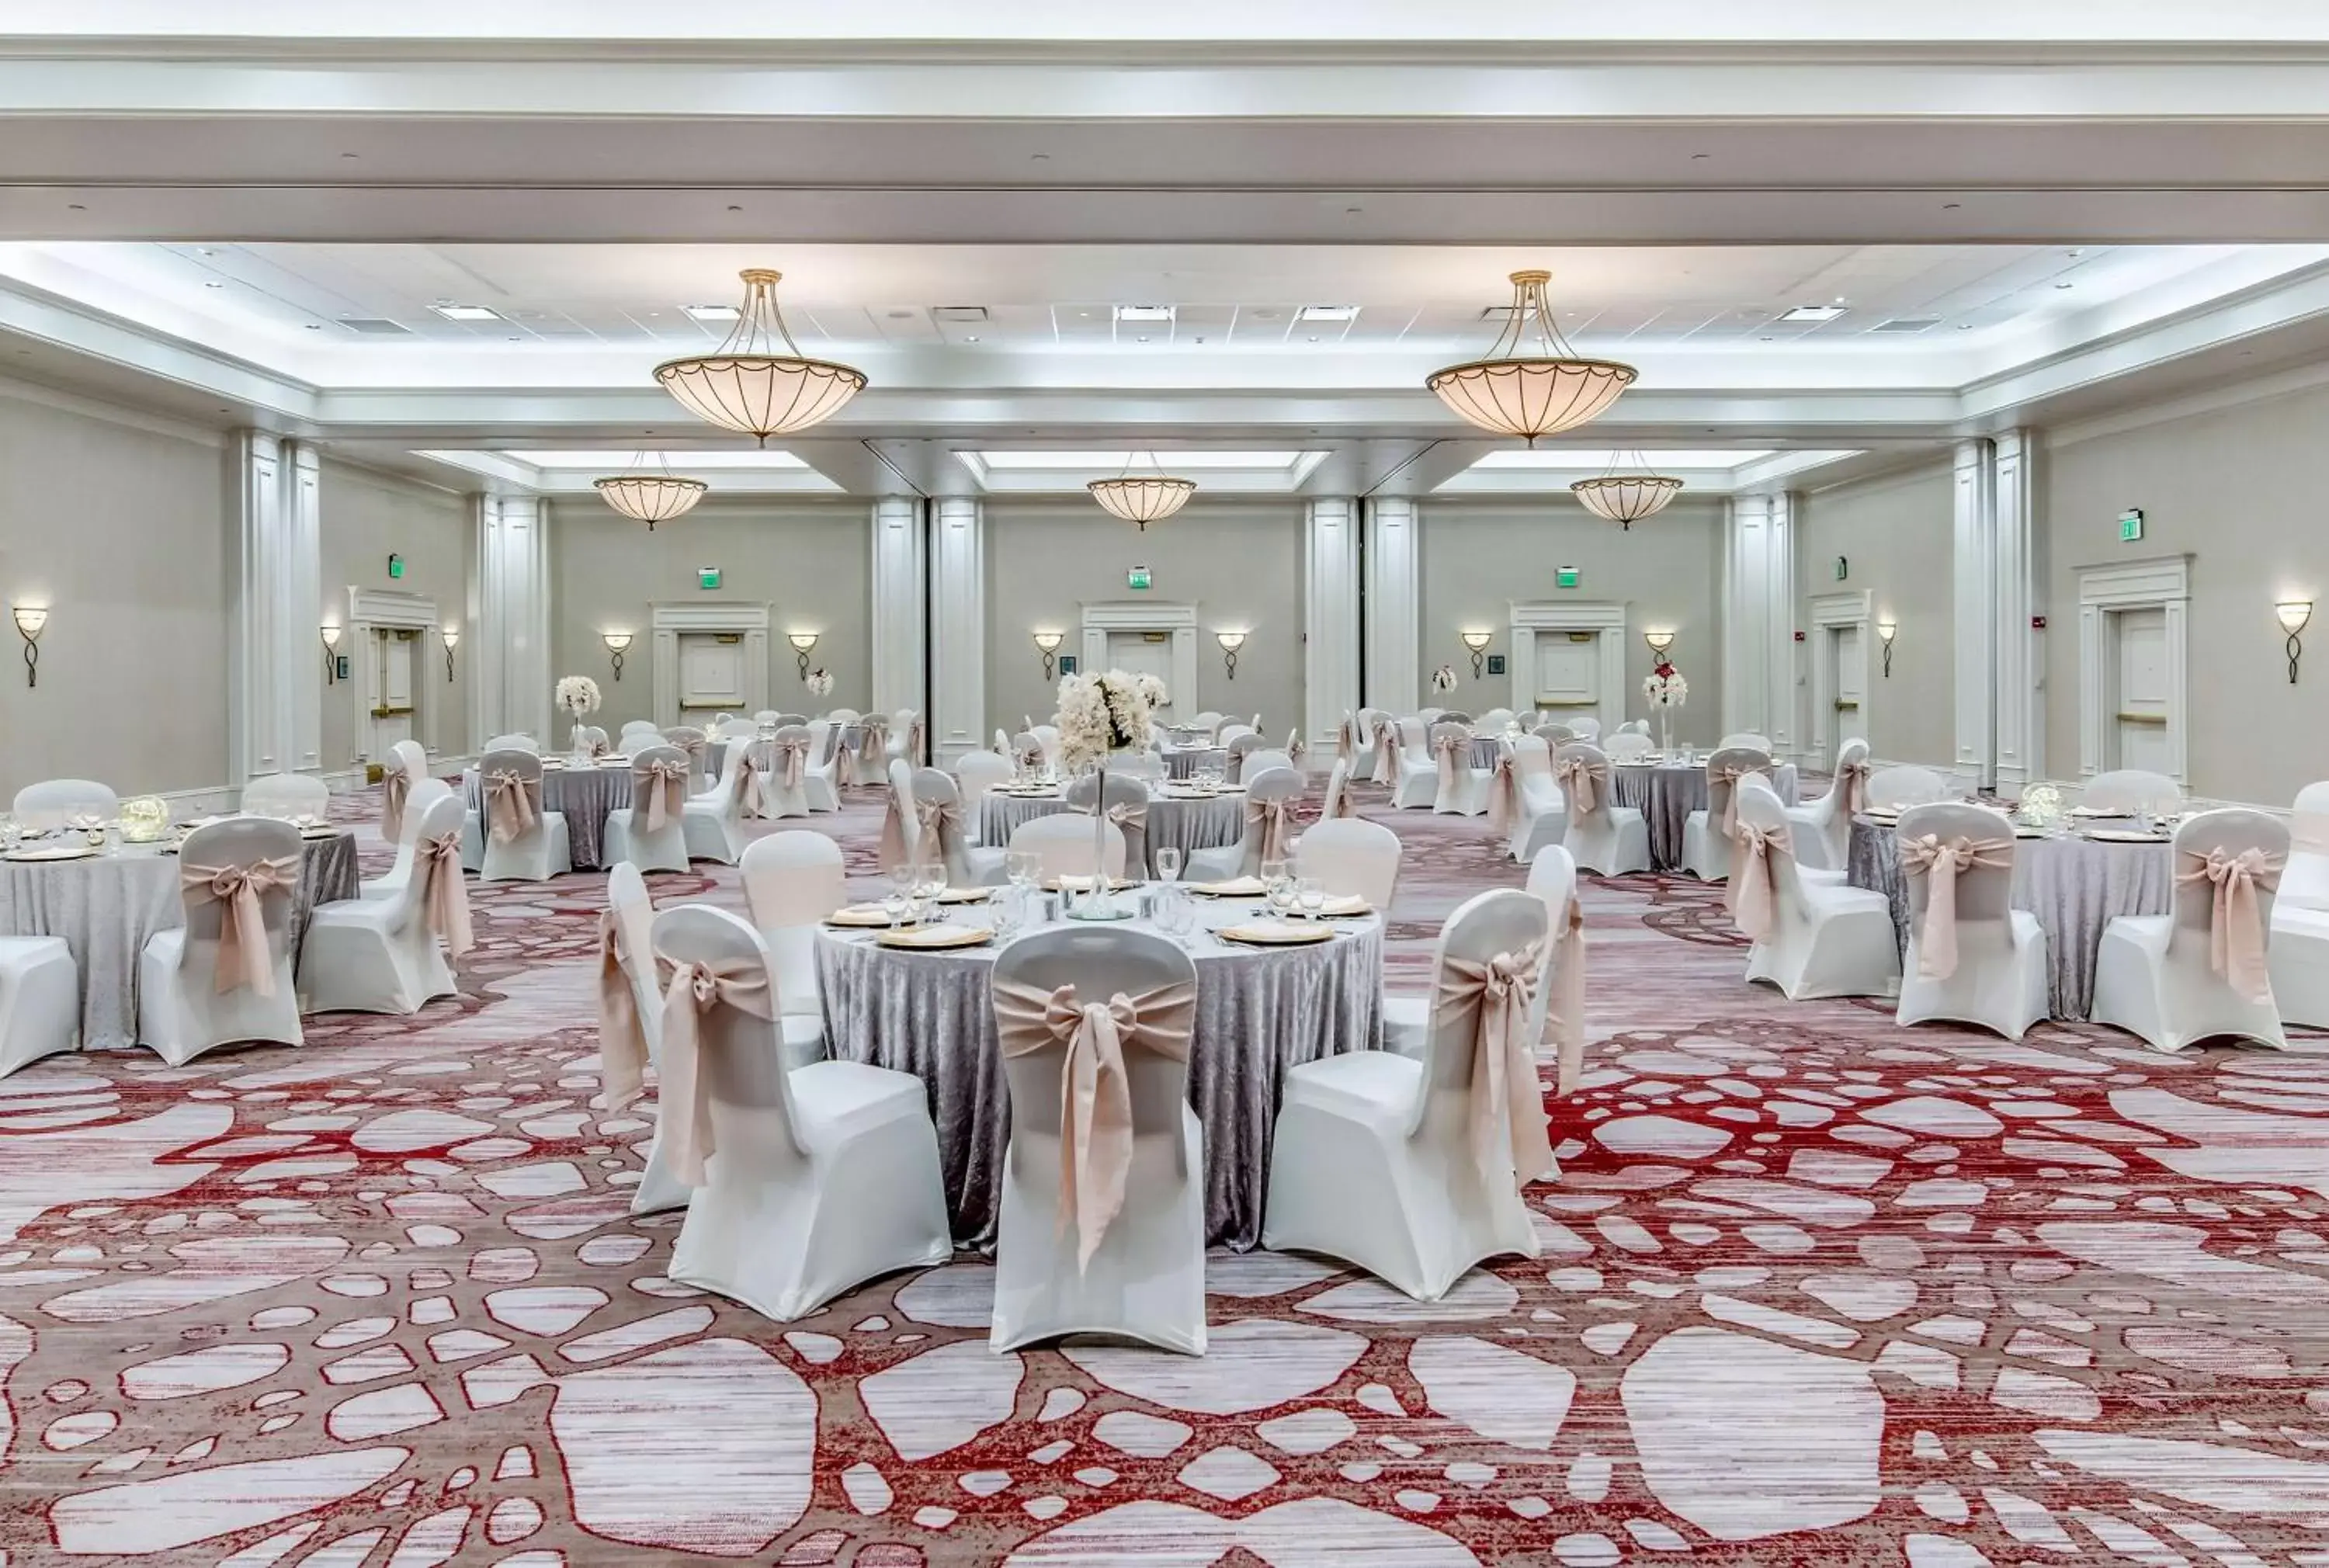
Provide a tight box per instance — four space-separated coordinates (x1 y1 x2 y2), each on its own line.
1557 743 1650 876
13 779 117 831
137 817 304 1065
1294 817 1401 911
2096 808 2290 1053
300 793 468 1015
241 772 330 821
1734 779 1900 1002
477 748 572 883
602 744 692 874
2084 769 2185 816
1894 802 2048 1039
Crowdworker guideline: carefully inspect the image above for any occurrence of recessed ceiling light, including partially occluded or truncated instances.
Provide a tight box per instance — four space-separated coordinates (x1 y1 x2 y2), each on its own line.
203 280 224 289
431 304 502 322
1114 305 1175 323
887 310 915 321
1779 305 1848 323
1135 335 1151 343
682 304 740 322
1296 305 1360 322
963 335 981 343
304 323 322 331
2055 283 2075 290
1957 322 1975 330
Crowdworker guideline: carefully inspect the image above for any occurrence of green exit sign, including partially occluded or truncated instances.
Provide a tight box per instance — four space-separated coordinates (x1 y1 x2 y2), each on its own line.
2119 508 2144 543
698 566 722 590
386 553 404 580
1127 566 1151 591
1556 566 1581 589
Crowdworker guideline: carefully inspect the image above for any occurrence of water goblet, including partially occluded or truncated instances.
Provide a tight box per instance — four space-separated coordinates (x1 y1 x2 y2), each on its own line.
1260 856 1293 918
888 861 918 904
1155 846 1182 884
1297 876 1327 923
881 891 911 931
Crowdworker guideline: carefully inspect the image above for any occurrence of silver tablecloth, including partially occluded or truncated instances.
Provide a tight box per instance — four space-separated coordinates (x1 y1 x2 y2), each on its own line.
0 831 358 1053
1846 816 2175 1020
1612 761 1801 871
461 763 629 869
817 900 1383 1249
977 789 1247 876
1164 747 1226 780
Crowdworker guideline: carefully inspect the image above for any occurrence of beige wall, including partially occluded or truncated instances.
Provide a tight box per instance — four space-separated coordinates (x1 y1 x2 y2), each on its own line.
2044 382 2329 804
1793 458 1956 766
548 497 872 730
1420 497 1726 743
984 501 1304 740
0 382 231 798
317 460 472 768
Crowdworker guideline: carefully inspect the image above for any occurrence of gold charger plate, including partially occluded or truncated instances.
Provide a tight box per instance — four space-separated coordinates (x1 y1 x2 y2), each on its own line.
6 845 96 862
824 905 896 928
1217 921 1336 947
875 924 994 951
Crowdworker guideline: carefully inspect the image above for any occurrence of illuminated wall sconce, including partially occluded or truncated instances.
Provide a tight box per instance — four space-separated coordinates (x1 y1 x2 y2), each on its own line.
1460 629 1493 680
321 624 342 685
1217 630 1247 680
439 626 460 683
1032 630 1064 681
1876 619 1898 678
1642 629 1676 657
787 631 819 681
11 606 47 689
2279 601 2312 683
602 630 633 682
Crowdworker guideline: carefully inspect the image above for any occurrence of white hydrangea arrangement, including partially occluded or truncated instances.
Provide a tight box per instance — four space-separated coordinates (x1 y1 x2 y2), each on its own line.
1057 669 1154 772
805 668 835 698
555 675 602 718
1135 671 1169 711
1642 660 1689 708
1429 664 1459 693
2018 782 2063 827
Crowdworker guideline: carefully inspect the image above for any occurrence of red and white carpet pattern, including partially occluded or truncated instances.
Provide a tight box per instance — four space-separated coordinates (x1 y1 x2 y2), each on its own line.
2 784 2326 1566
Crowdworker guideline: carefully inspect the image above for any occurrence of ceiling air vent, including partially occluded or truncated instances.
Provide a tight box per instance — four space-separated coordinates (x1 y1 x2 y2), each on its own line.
1871 317 1941 335
339 317 413 335
932 306 990 324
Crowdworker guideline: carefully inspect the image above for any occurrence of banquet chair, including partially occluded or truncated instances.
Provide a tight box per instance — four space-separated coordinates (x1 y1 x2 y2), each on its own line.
1417 707 1446 727
656 905 952 1322
1619 719 1651 736
1189 710 1225 739
912 768 1008 886
955 749 1015 841
602 744 694 874
1716 732 1771 752
1010 812 1127 884
1869 765 1952 810
1185 767 1303 881
1222 732 1266 784
241 772 330 820
1894 802 2048 1040
754 725 815 821
1785 737 1873 873
680 740 755 866
1435 710 1473 727
1380 852 1567 1059
752 710 781 727
473 749 572 883
1501 734 1568 865
579 727 612 756
12 779 118 830
1392 718 1440 810
137 817 304 1065
988 925 1206 1354
1217 723 1258 753
1030 724 1064 773
714 717 758 741
2084 768 2185 817
1319 758 1354 823
663 725 712 790
1429 720 1494 817
1476 708 1515 734
886 709 924 765
1345 709 1383 783
620 720 663 746
1265 888 1551 1301
1536 722 1579 747
772 712 808 729
1112 751 1166 782
880 761 924 873
300 792 467 1016
739 831 843 1071
2093 808 2289 1053
484 733 540 754
828 707 863 727
2268 782 2329 1024
377 738 430 845
0 928 77 1079
599 866 690 1216
1064 769 1153 873
362 779 452 904
1734 779 1900 1001
800 720 843 813
1294 817 1401 911
1566 716 1602 742
1241 747 1295 781
1557 744 1651 876
1680 746 1774 883
1602 730 1654 761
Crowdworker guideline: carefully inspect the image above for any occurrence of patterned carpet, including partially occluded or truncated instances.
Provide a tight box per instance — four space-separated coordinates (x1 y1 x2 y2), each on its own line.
2 779 2327 1566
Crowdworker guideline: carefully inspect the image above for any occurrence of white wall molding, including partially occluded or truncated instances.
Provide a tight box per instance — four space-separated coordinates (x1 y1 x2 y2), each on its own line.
869 497 927 742
1079 601 1200 716
1303 498 1360 748
1508 598 1628 735
1362 496 1419 716
1721 492 1797 758
929 496 985 766
340 587 443 765
1952 439 1998 791
648 599 770 728
471 492 550 747
1805 588 1872 770
227 432 323 783
1992 429 2044 792
2077 553 2192 786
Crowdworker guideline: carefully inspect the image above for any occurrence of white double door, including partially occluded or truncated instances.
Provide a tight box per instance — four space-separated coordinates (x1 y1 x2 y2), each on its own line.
1829 625 1867 751
367 628 416 755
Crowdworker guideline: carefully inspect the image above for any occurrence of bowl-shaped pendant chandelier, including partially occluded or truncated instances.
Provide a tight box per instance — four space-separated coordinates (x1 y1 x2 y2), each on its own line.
1088 453 1197 529
1428 270 1637 444
1571 454 1684 529
593 450 708 529
653 269 866 445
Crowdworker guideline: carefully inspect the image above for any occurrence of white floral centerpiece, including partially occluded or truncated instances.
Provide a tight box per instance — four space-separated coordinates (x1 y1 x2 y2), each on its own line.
1642 657 1688 752
2018 782 2063 828
555 675 602 758
805 668 835 699
1057 670 1155 918
1135 671 1169 713
1429 664 1459 694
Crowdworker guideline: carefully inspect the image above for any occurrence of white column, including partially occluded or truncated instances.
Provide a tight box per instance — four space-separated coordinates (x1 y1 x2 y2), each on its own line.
928 497 984 768
1953 439 1998 792
471 493 550 749
1720 491 1796 757
1303 498 1361 753
869 497 928 746
1991 430 2043 793
227 432 323 783
1362 497 1420 716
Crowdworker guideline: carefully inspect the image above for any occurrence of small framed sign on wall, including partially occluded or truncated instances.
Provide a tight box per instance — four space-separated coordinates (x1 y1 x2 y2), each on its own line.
1057 654 1079 675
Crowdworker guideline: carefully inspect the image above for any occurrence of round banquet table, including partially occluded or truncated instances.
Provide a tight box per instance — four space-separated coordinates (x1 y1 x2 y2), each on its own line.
461 761 630 869
0 830 359 1052
1846 814 2175 1021
977 786 1247 876
1163 746 1227 780
817 897 1384 1249
1612 759 1801 871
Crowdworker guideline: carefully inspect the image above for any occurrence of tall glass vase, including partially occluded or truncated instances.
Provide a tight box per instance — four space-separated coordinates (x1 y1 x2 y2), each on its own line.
1657 706 1674 756
569 715 592 762
1067 756 1133 921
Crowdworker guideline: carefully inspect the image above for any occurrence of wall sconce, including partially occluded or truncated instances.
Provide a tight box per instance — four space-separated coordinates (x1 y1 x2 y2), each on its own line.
2279 601 2312 683
321 624 342 685
602 630 633 682
1876 619 1898 678
11 606 46 689
1642 629 1675 657
1460 630 1493 680
787 631 818 681
1217 630 1247 681
439 626 460 683
1033 630 1064 682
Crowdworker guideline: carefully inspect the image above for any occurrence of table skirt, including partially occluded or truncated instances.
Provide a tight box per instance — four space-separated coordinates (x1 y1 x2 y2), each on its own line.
1612 761 1801 871
977 792 1246 876
461 765 628 869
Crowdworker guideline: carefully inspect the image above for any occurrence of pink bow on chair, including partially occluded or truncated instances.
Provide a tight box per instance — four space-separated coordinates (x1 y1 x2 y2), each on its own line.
878 790 913 872
861 716 890 758
1836 758 1872 817
772 736 809 791
993 977 1196 1270
915 798 965 872
1075 800 1149 869
1328 782 1359 820
1336 716 1355 765
835 737 857 789
904 716 925 763
1487 752 1522 834
2178 845 2283 1004
1553 755 1601 817
417 832 474 957
484 770 538 844
1727 821 1792 939
1372 727 1400 784
633 758 690 833
182 855 301 996
1436 938 1554 1188
380 770 410 843
734 748 776 819
654 954 776 1187
1240 796 1293 874
597 913 650 1112
1434 733 1468 796
1710 761 1765 842
1897 832 2014 978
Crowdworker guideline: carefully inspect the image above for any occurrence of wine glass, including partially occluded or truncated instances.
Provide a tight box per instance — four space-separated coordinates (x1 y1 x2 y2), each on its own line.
1297 876 1327 923
881 890 911 930
1260 856 1292 917
914 859 947 922
1155 846 1182 885
990 887 1022 943
888 860 918 907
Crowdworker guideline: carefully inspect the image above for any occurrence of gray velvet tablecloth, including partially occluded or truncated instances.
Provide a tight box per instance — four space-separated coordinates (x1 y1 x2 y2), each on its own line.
977 789 1247 875
817 900 1383 1249
1612 761 1800 870
1846 815 2175 1020
1164 747 1227 780
0 831 358 1053
461 763 628 869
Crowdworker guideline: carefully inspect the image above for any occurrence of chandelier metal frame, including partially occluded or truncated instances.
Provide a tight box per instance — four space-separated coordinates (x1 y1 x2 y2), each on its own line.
653 269 867 445
1428 270 1638 445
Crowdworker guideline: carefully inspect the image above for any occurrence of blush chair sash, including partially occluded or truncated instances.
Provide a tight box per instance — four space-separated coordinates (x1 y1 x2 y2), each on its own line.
1710 762 1763 841
916 798 967 867
860 716 890 758
1436 939 1554 1190
181 855 300 995
835 733 857 788
878 792 912 872
484 770 539 844
1487 754 1522 834
993 977 1196 1270
418 832 474 956
1434 733 1468 795
1075 802 1149 870
1547 897 1588 1098
1336 716 1355 765
1835 759 1871 817
772 737 809 790
381 770 411 842
904 716 925 761
654 954 776 1187
734 748 776 819
1373 727 1401 782
1554 756 1601 817
1241 796 1293 874
597 914 648 1113
1898 834 2014 979
633 758 690 832
1726 822 1791 939
1328 783 1359 820
2178 846 2283 1004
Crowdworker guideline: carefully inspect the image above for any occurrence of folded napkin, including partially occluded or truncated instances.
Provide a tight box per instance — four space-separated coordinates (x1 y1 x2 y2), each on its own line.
1218 921 1335 945
876 924 992 949
824 904 897 928
1190 876 1268 897
1314 894 1373 917
1050 875 1133 892
934 887 992 904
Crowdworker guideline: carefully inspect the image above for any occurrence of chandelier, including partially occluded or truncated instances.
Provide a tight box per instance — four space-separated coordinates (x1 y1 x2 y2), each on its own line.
1087 453 1196 529
1571 453 1684 529
593 450 708 529
653 269 866 445
1428 270 1637 444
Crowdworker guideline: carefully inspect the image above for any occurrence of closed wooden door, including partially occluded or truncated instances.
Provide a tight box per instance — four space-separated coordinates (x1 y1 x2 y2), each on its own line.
1103 633 1175 703
1534 631 1598 723
371 628 415 751
679 633 748 717
2114 608 2171 772
1832 626 1867 749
